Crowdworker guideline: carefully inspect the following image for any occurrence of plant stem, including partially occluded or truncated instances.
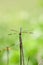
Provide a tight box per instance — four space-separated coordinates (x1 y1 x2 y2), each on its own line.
7 47 9 65
19 28 24 65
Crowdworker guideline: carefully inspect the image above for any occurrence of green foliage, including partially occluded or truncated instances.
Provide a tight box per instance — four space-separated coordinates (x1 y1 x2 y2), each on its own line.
10 50 20 65
0 0 43 65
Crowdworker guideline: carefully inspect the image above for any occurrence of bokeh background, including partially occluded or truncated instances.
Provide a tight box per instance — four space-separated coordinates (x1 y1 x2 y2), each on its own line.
0 0 43 65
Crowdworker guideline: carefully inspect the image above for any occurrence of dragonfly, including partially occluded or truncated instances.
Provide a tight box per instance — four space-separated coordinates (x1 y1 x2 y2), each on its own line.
8 28 33 65
0 44 15 65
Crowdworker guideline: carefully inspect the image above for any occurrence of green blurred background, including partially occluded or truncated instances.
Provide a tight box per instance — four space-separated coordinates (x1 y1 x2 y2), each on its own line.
0 0 43 65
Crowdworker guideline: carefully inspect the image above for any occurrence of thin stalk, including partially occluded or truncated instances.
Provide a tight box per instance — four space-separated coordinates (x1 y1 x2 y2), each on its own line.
27 56 30 65
19 28 24 65
19 29 22 65
22 46 25 65
7 47 9 65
